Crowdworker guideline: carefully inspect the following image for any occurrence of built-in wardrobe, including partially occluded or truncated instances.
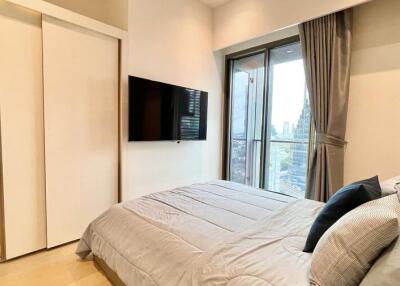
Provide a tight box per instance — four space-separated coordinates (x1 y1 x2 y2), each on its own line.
0 0 122 259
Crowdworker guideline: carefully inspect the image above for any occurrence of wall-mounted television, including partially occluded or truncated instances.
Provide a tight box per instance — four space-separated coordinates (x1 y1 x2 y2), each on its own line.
128 76 208 141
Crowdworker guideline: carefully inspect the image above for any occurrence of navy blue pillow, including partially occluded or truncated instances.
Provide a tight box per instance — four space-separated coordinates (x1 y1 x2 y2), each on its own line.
303 176 382 253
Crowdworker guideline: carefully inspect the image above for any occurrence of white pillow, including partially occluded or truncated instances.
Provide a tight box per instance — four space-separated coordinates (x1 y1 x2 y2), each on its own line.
381 176 400 196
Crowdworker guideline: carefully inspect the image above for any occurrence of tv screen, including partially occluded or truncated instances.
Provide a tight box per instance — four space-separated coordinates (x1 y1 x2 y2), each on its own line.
128 76 208 141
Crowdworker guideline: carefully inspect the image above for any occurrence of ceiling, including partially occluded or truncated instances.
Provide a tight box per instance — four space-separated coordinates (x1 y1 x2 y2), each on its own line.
200 0 232 8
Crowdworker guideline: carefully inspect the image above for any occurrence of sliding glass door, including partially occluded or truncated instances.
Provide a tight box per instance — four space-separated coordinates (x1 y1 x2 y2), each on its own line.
228 53 265 187
265 42 311 197
226 39 312 197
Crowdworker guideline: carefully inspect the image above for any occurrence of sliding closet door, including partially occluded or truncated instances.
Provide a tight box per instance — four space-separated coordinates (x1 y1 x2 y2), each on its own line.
42 15 119 248
0 2 46 259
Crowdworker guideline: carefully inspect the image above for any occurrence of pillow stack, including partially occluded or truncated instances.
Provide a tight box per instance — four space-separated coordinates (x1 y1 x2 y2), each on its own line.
305 176 400 286
309 194 400 286
360 186 400 286
303 176 382 253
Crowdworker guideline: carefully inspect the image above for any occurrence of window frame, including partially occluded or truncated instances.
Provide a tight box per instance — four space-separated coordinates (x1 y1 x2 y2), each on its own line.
223 35 314 194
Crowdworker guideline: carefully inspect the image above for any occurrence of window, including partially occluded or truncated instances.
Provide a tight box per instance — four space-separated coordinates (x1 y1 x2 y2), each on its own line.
226 38 312 198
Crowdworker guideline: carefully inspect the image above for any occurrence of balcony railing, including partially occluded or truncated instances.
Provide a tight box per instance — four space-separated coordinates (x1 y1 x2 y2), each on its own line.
230 137 309 198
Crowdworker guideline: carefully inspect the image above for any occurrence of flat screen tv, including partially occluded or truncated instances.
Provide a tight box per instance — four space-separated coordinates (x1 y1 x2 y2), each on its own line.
128 76 208 141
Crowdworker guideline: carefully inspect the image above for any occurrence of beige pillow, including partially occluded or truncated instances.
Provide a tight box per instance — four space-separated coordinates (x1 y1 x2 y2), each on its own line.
360 192 400 286
310 194 400 286
360 238 400 286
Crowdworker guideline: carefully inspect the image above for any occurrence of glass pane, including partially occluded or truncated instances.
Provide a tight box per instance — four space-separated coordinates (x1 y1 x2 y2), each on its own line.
231 71 249 139
230 139 247 184
229 53 265 187
267 142 309 197
268 43 310 142
265 42 310 197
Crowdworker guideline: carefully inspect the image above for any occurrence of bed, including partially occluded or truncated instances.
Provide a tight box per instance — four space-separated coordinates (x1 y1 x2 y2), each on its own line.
77 180 327 285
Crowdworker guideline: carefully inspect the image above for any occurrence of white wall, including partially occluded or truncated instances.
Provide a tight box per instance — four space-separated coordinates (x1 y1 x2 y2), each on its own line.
44 0 128 29
124 0 224 199
344 0 400 184
213 0 371 50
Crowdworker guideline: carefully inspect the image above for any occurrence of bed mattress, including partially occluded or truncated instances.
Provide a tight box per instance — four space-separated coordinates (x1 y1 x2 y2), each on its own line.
77 180 324 285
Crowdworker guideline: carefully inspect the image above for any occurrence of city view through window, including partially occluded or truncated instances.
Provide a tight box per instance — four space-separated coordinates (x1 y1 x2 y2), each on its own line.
229 41 311 198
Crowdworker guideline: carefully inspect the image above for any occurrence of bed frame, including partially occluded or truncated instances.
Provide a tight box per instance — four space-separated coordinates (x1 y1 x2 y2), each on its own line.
94 255 126 286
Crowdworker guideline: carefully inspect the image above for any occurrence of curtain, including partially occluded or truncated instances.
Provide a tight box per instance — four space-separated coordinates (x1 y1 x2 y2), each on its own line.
299 10 352 202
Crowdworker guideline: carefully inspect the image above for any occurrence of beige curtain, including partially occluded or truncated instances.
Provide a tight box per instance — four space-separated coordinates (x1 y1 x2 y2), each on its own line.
299 10 352 202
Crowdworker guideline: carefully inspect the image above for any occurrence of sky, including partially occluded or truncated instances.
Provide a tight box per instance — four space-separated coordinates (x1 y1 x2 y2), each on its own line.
270 59 306 134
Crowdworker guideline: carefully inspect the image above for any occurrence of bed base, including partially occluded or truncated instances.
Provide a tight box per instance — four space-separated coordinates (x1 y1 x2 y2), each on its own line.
94 255 126 286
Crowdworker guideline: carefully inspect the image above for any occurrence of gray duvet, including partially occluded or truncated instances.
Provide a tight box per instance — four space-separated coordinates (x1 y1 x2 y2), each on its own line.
77 180 324 286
